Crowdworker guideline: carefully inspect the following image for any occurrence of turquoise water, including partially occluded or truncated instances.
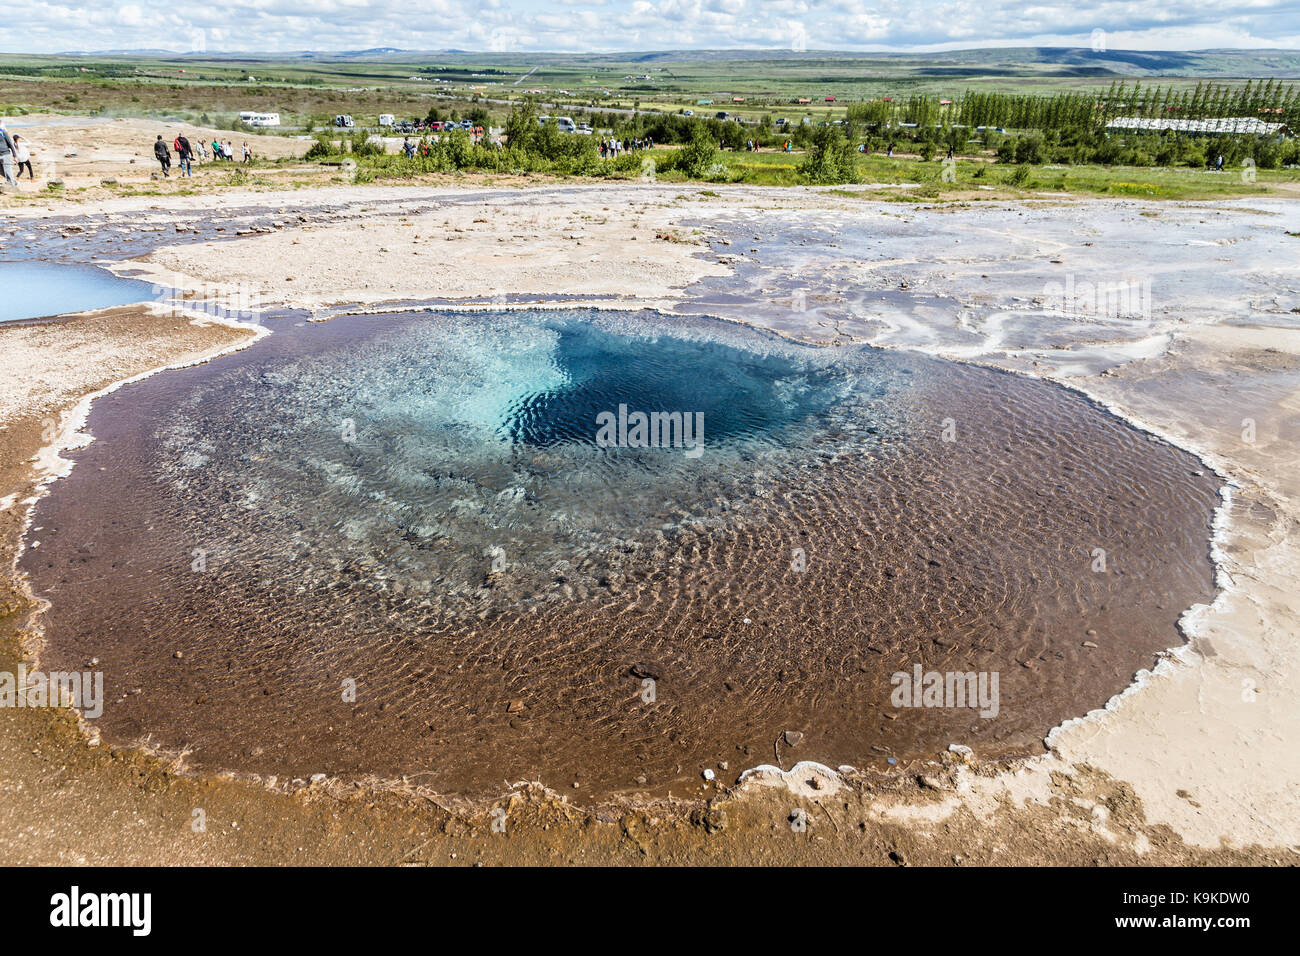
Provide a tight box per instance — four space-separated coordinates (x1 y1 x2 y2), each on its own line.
0 261 155 323
148 308 908 606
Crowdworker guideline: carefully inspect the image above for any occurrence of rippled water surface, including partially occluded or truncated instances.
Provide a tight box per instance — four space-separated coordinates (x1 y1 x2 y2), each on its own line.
24 308 1218 797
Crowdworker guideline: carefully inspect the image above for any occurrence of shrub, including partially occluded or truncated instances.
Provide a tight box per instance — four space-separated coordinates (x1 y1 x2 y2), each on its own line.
798 126 859 184
674 126 720 179
1014 134 1045 165
304 139 333 160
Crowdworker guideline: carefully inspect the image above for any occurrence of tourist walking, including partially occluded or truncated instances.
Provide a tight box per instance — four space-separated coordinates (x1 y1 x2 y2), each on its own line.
242 142 252 164
0 121 18 186
154 135 171 177
176 134 193 177
11 135 33 179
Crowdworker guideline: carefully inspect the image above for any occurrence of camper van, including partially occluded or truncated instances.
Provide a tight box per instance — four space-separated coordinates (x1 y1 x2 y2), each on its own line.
378 114 395 127
334 115 355 128
538 116 578 134
240 111 280 128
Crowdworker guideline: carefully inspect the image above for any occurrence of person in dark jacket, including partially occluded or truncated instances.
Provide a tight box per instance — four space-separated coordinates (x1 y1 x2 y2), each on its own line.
176 134 193 177
153 135 171 177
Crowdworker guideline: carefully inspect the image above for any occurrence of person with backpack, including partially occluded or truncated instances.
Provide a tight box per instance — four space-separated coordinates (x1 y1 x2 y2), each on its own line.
153 135 171 177
176 134 193 177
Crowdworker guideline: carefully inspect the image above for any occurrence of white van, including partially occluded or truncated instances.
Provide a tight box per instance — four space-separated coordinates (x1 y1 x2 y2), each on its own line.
378 114 395 127
555 116 576 134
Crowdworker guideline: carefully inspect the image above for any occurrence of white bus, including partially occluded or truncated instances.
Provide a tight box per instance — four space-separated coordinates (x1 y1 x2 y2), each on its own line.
240 112 280 128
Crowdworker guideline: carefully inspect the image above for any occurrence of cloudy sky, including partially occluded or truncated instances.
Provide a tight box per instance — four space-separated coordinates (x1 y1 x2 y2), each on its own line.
6 0 1300 54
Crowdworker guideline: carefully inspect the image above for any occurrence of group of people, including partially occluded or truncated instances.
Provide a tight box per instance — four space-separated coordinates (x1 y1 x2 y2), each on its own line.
0 119 36 187
154 134 253 177
599 137 652 158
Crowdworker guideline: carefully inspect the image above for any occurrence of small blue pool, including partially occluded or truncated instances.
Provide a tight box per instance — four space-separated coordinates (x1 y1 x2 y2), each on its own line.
0 261 156 323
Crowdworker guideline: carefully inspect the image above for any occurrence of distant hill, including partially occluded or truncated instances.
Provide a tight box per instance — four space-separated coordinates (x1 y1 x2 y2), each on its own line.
604 47 1300 77
40 45 1300 79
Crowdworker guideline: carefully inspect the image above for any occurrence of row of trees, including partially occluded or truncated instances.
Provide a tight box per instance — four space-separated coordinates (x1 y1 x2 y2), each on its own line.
958 80 1298 131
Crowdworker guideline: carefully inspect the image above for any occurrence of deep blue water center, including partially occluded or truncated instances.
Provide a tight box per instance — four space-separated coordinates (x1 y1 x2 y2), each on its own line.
502 321 850 447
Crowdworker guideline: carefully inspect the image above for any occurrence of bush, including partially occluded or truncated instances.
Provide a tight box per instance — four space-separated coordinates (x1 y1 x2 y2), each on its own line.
673 126 719 179
798 126 859 184
304 139 333 160
1014 134 1045 165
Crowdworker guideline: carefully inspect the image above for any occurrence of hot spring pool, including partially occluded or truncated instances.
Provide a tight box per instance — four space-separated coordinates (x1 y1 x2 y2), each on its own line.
24 308 1219 797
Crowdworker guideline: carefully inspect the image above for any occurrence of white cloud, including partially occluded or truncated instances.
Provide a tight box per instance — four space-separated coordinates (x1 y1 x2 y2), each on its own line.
1 0 1298 52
